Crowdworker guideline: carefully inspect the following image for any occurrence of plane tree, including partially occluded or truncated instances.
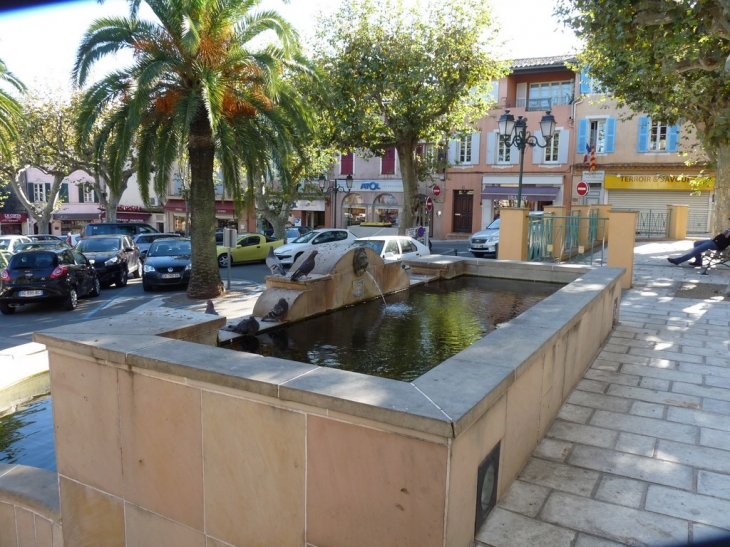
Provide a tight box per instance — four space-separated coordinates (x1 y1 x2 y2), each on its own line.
557 0 730 232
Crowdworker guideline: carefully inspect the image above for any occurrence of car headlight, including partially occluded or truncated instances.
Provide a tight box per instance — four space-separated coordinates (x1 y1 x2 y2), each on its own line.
185 263 191 270
487 235 499 243
104 256 119 266
143 264 156 273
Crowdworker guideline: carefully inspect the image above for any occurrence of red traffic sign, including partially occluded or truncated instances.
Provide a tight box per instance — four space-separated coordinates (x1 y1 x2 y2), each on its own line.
576 181 589 196
425 197 434 211
432 185 441 197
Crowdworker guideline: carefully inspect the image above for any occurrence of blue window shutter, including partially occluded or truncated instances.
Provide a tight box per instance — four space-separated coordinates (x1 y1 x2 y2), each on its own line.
637 116 650 152
532 131 543 164
470 132 481 164
92 189 99 203
577 119 588 153
447 139 458 164
45 183 51 203
605 118 616 153
558 129 569 163
510 144 520 165
59 183 69 202
486 133 496 165
668 124 680 152
580 68 591 94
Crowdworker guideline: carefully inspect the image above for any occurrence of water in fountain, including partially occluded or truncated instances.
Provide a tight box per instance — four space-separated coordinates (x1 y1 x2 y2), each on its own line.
365 270 387 306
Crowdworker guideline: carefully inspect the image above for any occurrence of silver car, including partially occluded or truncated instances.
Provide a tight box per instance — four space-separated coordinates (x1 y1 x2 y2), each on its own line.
469 219 501 258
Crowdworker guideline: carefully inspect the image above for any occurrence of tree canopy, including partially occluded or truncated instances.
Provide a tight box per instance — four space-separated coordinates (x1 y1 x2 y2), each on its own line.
314 0 507 234
0 59 24 160
557 0 730 232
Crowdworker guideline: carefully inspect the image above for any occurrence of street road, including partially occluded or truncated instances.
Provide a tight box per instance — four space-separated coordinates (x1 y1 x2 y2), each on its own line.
0 239 472 351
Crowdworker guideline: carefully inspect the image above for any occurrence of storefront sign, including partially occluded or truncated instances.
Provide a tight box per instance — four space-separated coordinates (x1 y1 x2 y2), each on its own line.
604 174 705 191
0 213 27 222
353 180 404 192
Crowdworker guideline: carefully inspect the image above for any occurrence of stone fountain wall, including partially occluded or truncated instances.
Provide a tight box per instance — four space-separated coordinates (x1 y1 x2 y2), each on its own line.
26 258 623 547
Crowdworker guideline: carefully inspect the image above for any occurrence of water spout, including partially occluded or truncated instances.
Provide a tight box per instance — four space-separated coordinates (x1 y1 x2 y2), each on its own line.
365 270 386 306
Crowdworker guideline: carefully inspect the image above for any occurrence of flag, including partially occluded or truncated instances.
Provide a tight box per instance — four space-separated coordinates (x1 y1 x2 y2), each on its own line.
589 144 596 172
583 143 591 164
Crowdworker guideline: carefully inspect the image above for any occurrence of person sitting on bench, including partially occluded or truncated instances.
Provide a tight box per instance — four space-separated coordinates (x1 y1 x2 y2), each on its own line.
668 225 730 266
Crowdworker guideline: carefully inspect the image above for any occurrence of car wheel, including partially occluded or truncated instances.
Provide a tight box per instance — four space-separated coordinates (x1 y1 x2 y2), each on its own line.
63 287 78 311
218 254 229 268
0 302 15 315
89 277 101 297
143 281 153 292
116 269 128 288
132 263 141 278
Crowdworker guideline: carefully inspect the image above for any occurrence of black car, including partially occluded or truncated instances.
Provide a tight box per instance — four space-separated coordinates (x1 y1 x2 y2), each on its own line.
0 247 100 314
75 235 141 288
142 238 192 291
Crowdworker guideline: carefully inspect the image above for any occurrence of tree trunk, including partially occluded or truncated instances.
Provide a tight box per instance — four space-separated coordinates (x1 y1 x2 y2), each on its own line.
186 111 224 299
714 143 730 234
396 142 419 236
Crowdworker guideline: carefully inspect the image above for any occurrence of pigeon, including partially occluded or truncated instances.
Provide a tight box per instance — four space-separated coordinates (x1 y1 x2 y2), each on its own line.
205 300 218 315
290 250 318 282
231 315 259 335
261 297 289 322
266 246 285 276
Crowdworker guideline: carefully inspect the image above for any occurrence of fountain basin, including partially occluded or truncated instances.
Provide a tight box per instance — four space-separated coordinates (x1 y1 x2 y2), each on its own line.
20 258 622 547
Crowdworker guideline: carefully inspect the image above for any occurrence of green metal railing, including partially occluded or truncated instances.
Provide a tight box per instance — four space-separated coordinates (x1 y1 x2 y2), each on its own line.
612 208 670 238
528 211 607 265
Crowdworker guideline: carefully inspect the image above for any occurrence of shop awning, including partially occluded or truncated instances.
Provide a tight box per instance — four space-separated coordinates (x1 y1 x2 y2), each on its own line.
481 186 560 201
52 212 101 220
0 213 27 223
164 199 235 215
101 212 150 222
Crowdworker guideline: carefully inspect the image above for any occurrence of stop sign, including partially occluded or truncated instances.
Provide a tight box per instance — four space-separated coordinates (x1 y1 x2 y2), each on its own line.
425 197 434 211
577 181 589 196
432 185 441 197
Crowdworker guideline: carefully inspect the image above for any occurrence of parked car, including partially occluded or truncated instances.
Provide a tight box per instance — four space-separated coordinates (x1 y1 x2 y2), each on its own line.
14 242 71 252
83 222 159 238
350 235 431 262
0 235 32 253
75 234 141 287
0 247 100 314
274 228 357 266
142 238 192 291
216 233 283 268
262 226 312 238
134 232 183 260
66 233 82 247
0 251 11 271
469 212 543 258
30 234 67 243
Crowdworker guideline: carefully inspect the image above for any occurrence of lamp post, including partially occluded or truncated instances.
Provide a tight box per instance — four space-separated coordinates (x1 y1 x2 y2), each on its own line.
318 174 353 228
497 109 556 207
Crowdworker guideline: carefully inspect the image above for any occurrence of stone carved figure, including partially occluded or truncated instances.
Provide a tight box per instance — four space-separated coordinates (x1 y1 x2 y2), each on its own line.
352 247 369 277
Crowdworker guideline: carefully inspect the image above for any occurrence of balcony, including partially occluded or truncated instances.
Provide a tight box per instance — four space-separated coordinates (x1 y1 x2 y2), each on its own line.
514 95 574 111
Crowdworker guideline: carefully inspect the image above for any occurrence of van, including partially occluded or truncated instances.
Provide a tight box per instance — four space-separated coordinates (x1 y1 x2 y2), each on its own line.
83 223 159 238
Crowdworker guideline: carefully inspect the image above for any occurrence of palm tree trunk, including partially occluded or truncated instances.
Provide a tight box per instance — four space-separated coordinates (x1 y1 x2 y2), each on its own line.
187 112 224 299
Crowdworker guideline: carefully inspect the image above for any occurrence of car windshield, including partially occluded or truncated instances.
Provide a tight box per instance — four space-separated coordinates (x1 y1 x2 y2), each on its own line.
8 251 56 269
0 239 12 250
292 231 319 244
285 229 301 239
351 240 385 254
486 219 500 230
77 238 120 253
149 241 191 257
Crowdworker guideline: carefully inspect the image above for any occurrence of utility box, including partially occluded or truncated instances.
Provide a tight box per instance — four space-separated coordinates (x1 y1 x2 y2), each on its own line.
223 228 237 248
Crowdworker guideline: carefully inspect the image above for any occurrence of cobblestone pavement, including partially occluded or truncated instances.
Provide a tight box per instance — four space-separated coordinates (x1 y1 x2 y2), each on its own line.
476 240 730 547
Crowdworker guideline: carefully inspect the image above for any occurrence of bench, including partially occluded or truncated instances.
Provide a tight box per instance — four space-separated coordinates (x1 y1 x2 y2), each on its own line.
700 248 730 275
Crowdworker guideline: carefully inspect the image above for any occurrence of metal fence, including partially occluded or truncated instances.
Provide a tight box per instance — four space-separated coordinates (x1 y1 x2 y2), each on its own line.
528 211 607 265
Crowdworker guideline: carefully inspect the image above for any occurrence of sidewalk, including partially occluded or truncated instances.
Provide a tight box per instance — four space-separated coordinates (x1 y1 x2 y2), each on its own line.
476 239 730 546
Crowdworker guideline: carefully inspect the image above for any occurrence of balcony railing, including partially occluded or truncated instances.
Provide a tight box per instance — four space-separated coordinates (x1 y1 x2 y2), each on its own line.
513 95 574 111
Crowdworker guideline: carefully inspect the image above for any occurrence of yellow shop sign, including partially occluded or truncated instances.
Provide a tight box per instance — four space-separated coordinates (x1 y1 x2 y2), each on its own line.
604 174 710 191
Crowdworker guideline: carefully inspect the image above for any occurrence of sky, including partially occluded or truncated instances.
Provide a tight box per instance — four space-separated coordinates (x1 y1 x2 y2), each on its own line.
0 0 582 94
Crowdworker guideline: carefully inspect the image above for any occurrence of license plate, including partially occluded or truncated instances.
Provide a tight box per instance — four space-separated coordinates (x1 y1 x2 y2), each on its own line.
473 244 484 249
161 273 181 279
19 290 43 297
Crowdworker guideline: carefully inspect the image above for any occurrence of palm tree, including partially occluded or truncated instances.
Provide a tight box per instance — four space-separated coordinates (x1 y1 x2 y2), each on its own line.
0 59 26 160
73 0 314 299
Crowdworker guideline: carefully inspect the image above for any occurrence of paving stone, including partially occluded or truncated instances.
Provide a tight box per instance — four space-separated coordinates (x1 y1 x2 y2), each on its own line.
621 338 657 350
639 377 670 391
606 385 701 409
574 534 626 547
547 421 619 449
667 407 730 432
673 382 730 403
595 476 646 508
705 376 730 389
679 363 730 379
622 363 703 385
591 359 622 372
656 440 730 475
699 428 730 451
704 356 730 371
598 350 653 366
692 523 730 545
703 398 730 416
497 480 550 518
568 445 693 490
475 507 576 547
577 379 608 394
615 432 656 458
585 369 640 387
630 401 665 419
534 438 573 462
630 347 704 364
684 345 730 359
647 357 678 370
603 342 630 354
697 470 730 501
541 491 688 546
567 391 633 413
519 458 600 497
557 404 594 424
645 486 730 531
590 410 698 443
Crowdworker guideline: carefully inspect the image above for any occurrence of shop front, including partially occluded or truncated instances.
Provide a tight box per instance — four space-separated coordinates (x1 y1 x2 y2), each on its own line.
52 211 102 237
291 199 326 229
481 175 564 227
0 213 28 235
340 180 404 228
164 199 240 233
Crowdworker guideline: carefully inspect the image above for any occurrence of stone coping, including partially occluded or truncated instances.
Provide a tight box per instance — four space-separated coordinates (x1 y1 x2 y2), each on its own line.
33 260 623 439
0 463 60 521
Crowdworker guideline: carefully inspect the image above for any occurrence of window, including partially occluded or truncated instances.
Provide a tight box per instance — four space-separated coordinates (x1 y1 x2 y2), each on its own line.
340 152 353 175
528 81 573 110
498 138 511 163
381 147 396 175
544 131 560 163
83 186 95 203
385 240 398 254
448 133 480 165
458 135 472 163
33 183 47 202
589 120 606 153
649 122 668 151
637 117 679 153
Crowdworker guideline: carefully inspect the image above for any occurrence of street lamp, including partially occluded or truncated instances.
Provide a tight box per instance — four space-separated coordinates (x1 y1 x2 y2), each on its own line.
318 174 353 228
497 109 556 207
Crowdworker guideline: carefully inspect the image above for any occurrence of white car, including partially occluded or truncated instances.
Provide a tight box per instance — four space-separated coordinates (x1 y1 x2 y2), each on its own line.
0 235 32 254
350 235 431 262
274 228 357 266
